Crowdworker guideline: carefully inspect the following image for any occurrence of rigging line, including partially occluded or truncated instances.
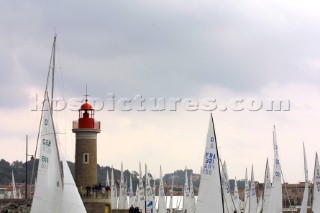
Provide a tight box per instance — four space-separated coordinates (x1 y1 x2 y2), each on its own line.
30 35 58 187
33 34 56 153
51 35 57 113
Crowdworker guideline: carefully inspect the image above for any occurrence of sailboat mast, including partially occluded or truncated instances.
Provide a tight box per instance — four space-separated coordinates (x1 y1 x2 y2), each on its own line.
210 114 225 213
51 35 57 113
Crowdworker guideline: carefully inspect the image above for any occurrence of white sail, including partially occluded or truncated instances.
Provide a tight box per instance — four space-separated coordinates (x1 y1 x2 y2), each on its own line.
183 168 190 212
222 161 235 212
60 155 86 213
106 170 110 187
152 177 156 211
256 195 262 213
18 189 22 199
134 183 139 208
129 175 135 207
233 177 241 213
11 171 17 199
189 172 196 213
145 164 154 212
138 162 145 213
249 166 257 213
31 37 86 213
265 127 283 213
195 115 224 213
312 153 320 213
262 159 271 213
31 95 86 213
125 179 129 209
118 163 127 209
111 167 118 209
244 168 250 213
169 174 174 213
31 96 64 213
300 143 308 213
158 166 166 213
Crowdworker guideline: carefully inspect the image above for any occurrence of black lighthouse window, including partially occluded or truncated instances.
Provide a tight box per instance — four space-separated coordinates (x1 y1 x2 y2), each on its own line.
83 153 89 164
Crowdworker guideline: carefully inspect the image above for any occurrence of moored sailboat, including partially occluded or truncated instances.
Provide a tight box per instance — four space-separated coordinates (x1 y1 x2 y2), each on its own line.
249 166 257 213
244 168 250 213
262 159 271 213
129 175 135 207
110 167 118 209
134 183 139 208
222 161 236 212
183 168 190 213
145 164 154 212
169 173 174 213
106 169 110 189
195 115 224 212
118 162 127 209
189 172 196 213
264 127 283 213
158 166 166 213
138 162 145 213
11 171 17 199
300 143 308 213
256 195 262 213
312 153 320 213
233 177 241 212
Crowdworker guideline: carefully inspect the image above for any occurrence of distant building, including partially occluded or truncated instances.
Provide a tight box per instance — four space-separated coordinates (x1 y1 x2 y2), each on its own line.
0 188 7 199
237 181 313 209
283 182 312 208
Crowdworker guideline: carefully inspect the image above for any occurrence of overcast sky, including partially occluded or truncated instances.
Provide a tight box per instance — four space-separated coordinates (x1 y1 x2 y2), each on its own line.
1 0 320 183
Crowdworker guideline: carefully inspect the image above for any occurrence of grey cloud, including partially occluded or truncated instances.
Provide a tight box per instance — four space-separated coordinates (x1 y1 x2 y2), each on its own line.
1 0 320 109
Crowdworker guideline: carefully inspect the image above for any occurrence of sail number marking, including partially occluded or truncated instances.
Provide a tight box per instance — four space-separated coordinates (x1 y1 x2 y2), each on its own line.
43 118 49 133
42 139 52 154
251 185 256 196
245 183 250 197
42 139 51 147
41 156 49 169
203 152 216 175
210 136 215 148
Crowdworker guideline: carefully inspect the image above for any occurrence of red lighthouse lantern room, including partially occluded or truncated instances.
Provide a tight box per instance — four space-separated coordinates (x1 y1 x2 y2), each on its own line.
73 96 101 130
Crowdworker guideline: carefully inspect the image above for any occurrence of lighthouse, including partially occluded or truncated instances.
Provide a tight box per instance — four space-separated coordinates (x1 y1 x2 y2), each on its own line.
72 95 101 189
